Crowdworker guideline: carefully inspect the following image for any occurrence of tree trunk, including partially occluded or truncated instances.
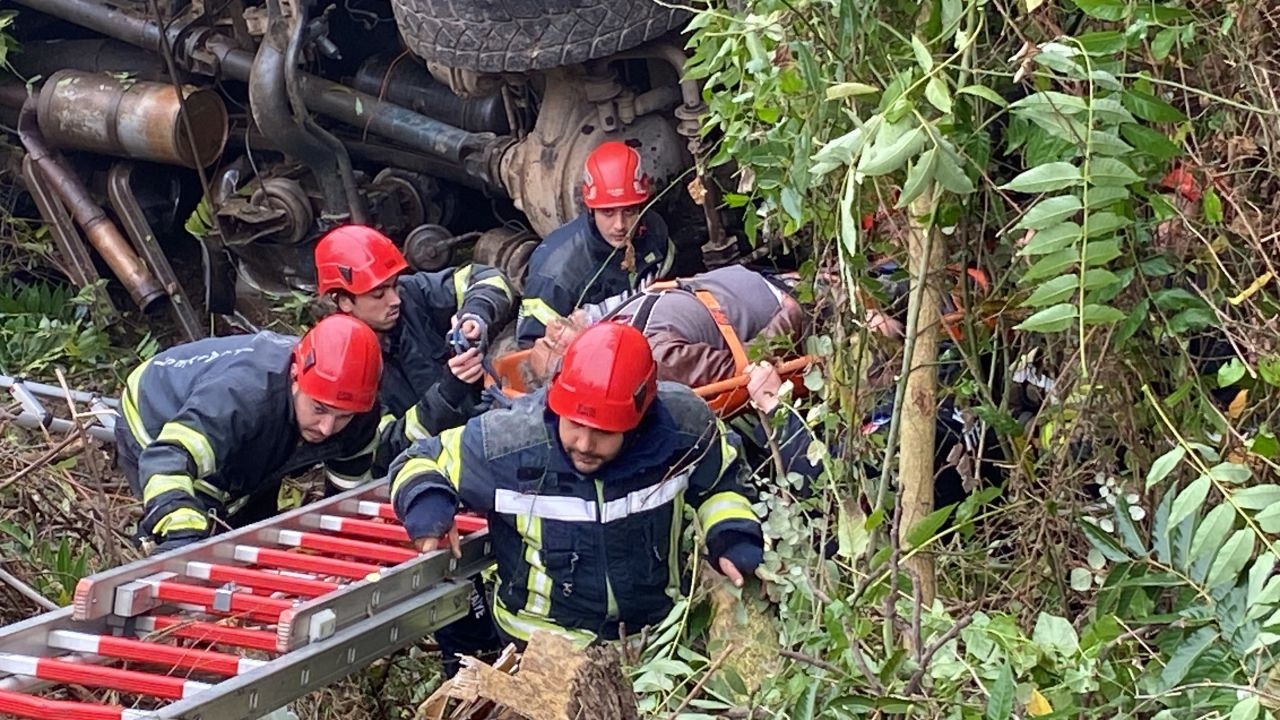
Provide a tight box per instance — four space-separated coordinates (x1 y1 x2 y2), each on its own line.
897 190 944 607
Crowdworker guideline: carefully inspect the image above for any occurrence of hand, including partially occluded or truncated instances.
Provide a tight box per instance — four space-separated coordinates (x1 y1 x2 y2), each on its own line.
460 317 483 341
718 555 747 588
446 348 485 384
413 523 461 557
746 362 783 414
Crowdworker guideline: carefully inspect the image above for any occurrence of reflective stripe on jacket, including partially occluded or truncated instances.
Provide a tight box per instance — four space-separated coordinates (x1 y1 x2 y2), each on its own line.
388 382 760 644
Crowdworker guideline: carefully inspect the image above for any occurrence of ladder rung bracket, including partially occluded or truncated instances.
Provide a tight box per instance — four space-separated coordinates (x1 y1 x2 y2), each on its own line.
272 529 417 565
134 616 280 653
0 652 210 700
274 529 493 652
47 630 264 677
0 689 147 720
185 561 339 598
234 545 382 581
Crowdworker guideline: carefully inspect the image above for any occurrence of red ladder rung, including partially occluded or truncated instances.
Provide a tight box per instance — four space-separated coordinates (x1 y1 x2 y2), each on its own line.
234 544 383 580
353 502 488 533
151 580 295 617
317 515 408 543
275 529 417 565
185 561 339 598
0 689 145 720
136 615 279 653
48 630 262 677
0 652 209 700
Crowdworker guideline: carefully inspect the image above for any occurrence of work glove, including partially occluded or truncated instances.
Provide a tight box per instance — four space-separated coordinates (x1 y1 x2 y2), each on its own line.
151 530 207 556
707 530 764 577
401 488 457 542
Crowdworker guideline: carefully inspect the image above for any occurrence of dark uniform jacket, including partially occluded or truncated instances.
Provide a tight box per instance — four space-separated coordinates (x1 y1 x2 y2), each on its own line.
388 383 761 645
376 265 514 460
117 333 379 542
516 211 673 347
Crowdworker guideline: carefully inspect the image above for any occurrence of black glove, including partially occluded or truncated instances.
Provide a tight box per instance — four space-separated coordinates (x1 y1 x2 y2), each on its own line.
152 530 207 555
707 530 764 576
402 489 457 541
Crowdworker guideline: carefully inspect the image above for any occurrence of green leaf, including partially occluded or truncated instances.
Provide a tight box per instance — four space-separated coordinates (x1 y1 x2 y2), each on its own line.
1207 529 1254 588
986 663 1015 720
1070 0 1129 21
1115 297 1148 344
780 186 803 223
826 82 880 100
1021 274 1078 308
1082 268 1119 289
905 504 955 548
1203 186 1223 224
1169 476 1212 530
1089 97 1136 126
1232 484 1280 510
1113 495 1148 555
1011 91 1089 115
911 35 933 71
1085 185 1130 209
958 84 1008 107
1258 504 1280 534
1151 27 1178 60
1159 627 1218 691
1002 162 1083 194
1210 462 1251 485
1189 503 1234 567
1122 90 1187 122
925 77 952 114
1147 447 1185 489
1016 197 1083 230
1214 359 1247 390
1120 124 1182 160
1019 223 1081 256
1016 303 1077 332
1247 552 1276 606
934 150 975 194
897 148 938 208
1083 239 1122 267
1082 519 1129 562
1088 130 1135 156
1022 248 1078 282
1084 211 1132 237
1230 696 1262 720
1089 158 1143 187
1082 303 1126 325
859 126 926 176
1032 614 1080 657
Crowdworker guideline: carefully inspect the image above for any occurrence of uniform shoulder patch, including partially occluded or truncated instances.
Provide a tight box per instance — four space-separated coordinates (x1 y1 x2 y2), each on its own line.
479 393 552 460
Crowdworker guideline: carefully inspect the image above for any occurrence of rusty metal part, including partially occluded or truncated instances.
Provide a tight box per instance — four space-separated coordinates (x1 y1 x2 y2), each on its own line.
473 226 540 291
354 55 509 134
106 162 206 341
404 225 481 272
19 155 116 318
498 67 688 237
37 70 228 169
249 178 315 245
17 98 165 311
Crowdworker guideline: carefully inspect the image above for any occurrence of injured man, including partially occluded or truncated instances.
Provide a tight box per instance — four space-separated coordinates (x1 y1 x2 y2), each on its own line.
521 265 808 391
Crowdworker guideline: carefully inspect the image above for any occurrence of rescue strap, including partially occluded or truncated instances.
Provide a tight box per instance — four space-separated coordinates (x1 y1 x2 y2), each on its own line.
612 281 750 375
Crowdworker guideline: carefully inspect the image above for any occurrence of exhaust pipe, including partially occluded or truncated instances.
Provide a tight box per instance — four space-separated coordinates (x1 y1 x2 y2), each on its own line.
37 70 228 168
18 97 166 311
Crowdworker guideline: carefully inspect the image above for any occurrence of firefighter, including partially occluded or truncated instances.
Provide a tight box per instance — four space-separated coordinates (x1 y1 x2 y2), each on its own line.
389 322 763 654
314 225 515 461
515 141 675 348
116 315 383 553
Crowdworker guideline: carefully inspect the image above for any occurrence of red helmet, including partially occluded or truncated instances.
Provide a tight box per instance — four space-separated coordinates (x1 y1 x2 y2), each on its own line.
581 141 650 209
548 322 656 432
314 225 408 296
293 314 383 413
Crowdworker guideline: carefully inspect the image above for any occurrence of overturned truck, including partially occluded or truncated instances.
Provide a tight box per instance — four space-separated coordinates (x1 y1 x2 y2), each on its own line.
2 0 734 339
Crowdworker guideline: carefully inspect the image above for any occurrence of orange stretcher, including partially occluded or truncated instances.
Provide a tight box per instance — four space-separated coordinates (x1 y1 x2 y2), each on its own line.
487 351 814 419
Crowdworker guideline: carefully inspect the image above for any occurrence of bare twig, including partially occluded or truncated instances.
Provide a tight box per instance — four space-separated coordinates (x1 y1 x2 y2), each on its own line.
0 432 81 492
0 564 57 612
779 648 843 675
665 643 735 720
55 368 118 565
904 613 974 695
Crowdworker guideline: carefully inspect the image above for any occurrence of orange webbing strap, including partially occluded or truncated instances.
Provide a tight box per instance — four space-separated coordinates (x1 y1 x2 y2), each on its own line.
692 289 749 374
646 280 680 291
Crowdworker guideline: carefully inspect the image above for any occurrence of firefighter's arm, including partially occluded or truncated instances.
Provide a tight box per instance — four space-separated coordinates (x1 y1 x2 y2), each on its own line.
647 330 738 388
134 388 253 544
685 420 764 585
516 275 575 348
323 415 378 491
455 263 515 333
389 425 493 542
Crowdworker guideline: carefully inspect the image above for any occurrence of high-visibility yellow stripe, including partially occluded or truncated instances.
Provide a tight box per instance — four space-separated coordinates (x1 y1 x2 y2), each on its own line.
192 479 229 503
668 494 683 593
453 265 474 308
153 507 208 536
391 457 443 499
716 421 739 479
122 361 154 445
378 413 395 435
491 594 594 647
519 297 561 326
516 514 553 617
697 491 757 531
476 274 513 301
157 422 216 477
405 406 430 441
142 474 195 504
390 428 465 499
326 468 368 490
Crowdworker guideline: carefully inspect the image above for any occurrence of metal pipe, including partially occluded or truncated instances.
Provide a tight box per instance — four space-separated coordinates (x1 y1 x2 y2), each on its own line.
17 98 165 311
284 4 366 224
250 0 349 219
352 55 509 134
12 0 162 51
37 70 228 168
11 39 168 81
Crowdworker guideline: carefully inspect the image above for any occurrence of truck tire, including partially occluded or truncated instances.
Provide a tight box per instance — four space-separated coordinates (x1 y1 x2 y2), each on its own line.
389 0 690 73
